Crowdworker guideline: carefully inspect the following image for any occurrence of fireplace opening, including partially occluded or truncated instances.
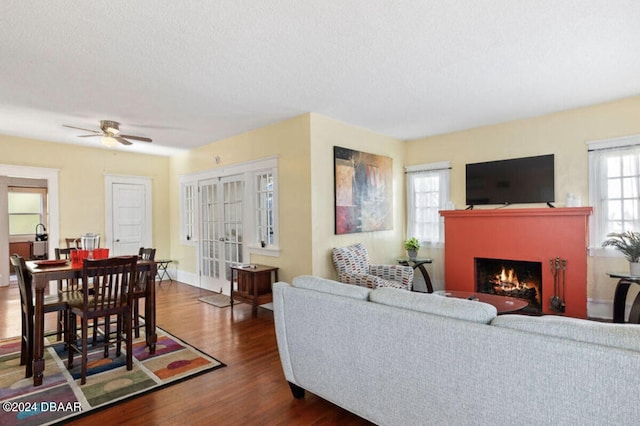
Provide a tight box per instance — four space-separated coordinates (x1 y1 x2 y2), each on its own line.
475 257 542 314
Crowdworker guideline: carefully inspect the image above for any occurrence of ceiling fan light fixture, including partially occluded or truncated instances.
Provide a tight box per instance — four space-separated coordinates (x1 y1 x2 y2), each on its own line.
64 120 152 147
101 136 119 147
106 126 120 136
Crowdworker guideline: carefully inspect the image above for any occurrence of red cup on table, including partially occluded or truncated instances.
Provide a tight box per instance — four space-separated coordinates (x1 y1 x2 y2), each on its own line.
78 249 89 261
70 249 80 265
93 248 110 259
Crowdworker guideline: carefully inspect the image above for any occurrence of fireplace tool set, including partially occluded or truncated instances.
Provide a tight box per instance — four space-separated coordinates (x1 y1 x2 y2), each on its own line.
549 257 567 313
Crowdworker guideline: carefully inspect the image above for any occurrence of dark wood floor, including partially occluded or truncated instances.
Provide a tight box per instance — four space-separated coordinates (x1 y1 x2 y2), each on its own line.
0 281 372 425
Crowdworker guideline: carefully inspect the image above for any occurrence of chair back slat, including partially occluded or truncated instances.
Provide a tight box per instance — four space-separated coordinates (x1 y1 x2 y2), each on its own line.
55 247 76 260
65 238 81 249
55 247 82 291
135 248 156 293
82 256 137 313
138 247 156 261
10 255 34 316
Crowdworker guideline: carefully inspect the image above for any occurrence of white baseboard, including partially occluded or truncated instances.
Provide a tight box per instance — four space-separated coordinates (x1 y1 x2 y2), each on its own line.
587 298 613 320
168 269 234 296
172 269 198 287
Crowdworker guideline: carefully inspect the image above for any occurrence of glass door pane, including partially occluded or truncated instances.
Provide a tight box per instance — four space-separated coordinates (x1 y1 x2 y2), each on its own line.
222 177 243 281
199 179 221 289
199 176 244 291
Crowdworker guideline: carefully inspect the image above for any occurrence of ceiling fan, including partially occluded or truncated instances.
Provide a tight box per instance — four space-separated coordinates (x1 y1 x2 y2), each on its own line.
63 120 153 147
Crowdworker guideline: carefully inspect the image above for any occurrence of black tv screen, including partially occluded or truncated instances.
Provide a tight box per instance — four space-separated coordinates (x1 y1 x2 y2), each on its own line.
465 154 555 206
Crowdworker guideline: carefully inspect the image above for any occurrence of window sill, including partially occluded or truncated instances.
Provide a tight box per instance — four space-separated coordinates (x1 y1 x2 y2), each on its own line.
589 247 624 258
247 245 280 257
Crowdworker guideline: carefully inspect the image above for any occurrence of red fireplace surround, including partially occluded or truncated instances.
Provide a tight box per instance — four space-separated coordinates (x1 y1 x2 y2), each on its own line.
440 207 593 319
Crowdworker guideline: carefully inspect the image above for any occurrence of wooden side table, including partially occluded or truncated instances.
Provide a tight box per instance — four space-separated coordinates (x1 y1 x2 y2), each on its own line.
230 264 279 315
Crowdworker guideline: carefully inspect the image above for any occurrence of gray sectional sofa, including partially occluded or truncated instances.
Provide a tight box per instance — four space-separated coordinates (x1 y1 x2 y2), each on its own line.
273 275 640 425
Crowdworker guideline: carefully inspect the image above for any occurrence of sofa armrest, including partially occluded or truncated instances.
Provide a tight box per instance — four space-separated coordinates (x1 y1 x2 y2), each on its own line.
369 264 414 290
272 282 296 384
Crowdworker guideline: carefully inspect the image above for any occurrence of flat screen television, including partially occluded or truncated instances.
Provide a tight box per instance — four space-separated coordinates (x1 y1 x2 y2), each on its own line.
465 154 554 206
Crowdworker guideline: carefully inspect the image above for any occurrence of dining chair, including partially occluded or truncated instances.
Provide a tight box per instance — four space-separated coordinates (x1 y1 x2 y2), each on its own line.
65 238 81 249
133 247 156 338
10 254 79 378
67 256 138 385
54 247 82 340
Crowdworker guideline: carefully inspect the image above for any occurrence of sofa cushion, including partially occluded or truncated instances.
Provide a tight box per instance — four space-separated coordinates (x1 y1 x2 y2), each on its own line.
491 314 640 353
292 275 371 300
369 287 497 324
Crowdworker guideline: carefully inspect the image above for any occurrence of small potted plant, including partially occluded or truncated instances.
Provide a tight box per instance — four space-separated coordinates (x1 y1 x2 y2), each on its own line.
602 231 640 275
404 237 421 260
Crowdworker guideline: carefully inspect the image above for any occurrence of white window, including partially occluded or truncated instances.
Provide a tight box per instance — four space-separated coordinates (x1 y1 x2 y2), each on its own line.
8 187 47 236
588 134 640 251
406 161 450 247
255 171 275 247
180 181 196 243
179 157 279 255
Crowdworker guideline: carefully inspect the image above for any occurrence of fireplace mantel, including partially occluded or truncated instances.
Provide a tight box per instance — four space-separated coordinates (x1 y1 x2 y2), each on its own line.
440 207 592 318
440 207 593 219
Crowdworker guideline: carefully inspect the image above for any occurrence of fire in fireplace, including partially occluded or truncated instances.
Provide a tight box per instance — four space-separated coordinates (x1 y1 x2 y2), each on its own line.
475 257 542 314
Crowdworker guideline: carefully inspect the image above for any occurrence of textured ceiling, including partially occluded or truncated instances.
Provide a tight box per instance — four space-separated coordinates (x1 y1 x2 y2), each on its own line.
1 1 639 156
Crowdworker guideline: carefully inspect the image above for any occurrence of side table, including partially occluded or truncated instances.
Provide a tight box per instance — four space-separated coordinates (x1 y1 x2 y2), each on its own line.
607 272 640 323
156 259 173 283
397 257 434 293
230 264 279 315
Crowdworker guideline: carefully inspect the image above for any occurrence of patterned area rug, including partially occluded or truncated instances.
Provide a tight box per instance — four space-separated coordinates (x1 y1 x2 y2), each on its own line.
198 293 239 308
0 327 225 425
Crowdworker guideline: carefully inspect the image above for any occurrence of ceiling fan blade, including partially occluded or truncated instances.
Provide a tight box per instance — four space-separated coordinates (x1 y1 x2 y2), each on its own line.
63 125 100 134
119 134 152 143
77 134 101 138
115 137 133 145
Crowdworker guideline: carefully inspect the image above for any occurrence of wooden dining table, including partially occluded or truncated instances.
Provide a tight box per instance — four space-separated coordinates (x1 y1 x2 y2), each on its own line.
26 258 158 386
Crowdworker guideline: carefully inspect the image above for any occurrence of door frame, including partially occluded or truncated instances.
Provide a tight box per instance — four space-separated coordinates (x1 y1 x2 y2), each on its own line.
0 164 59 287
179 155 278 290
105 174 152 252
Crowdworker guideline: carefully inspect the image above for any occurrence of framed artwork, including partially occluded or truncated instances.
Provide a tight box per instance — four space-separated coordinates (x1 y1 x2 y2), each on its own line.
334 146 393 234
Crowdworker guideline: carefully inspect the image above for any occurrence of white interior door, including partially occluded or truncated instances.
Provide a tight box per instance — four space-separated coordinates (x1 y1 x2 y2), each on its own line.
107 176 151 256
199 176 244 292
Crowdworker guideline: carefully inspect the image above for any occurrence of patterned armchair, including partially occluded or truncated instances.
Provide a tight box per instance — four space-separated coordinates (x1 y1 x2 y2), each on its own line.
331 243 414 290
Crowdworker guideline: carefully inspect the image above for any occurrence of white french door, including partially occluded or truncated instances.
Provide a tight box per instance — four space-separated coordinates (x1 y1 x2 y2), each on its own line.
198 176 244 292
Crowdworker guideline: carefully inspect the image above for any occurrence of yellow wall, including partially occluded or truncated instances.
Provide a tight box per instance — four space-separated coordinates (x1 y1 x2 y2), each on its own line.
309 113 407 279
405 95 640 306
4 95 640 310
167 113 407 284
168 115 313 283
0 135 171 256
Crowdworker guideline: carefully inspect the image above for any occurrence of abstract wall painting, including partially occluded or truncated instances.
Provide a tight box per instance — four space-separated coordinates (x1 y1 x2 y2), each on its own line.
334 146 393 234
